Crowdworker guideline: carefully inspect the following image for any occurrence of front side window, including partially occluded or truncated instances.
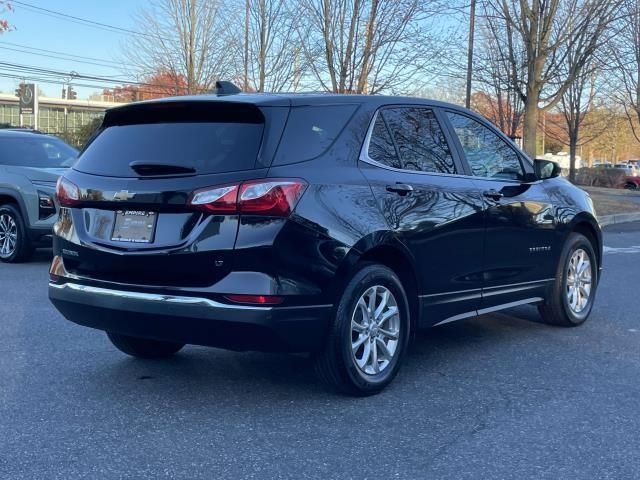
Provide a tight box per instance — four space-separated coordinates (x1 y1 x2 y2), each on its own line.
380 107 456 174
447 112 525 181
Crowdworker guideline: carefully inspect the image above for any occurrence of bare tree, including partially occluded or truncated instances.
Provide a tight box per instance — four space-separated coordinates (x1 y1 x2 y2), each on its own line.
240 0 304 92
473 6 526 138
482 0 621 158
297 0 450 94
610 0 640 144
547 67 608 180
126 0 234 94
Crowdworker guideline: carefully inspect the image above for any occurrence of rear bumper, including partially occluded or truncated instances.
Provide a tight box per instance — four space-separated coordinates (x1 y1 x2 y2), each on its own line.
49 282 333 352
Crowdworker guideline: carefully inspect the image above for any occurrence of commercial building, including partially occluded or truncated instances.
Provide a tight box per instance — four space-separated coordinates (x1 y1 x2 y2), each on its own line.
0 93 122 144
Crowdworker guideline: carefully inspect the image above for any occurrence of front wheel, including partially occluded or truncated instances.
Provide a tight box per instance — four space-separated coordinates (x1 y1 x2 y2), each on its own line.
314 264 411 396
106 332 184 359
0 204 33 263
538 233 598 327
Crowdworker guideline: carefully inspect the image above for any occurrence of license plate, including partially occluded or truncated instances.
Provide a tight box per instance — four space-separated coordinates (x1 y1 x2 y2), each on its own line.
111 210 157 243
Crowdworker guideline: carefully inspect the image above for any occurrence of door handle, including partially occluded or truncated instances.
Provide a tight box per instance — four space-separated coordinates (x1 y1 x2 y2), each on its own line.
483 189 504 200
386 184 414 196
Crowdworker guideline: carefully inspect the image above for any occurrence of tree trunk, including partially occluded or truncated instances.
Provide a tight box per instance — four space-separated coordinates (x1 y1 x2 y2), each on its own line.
569 134 578 183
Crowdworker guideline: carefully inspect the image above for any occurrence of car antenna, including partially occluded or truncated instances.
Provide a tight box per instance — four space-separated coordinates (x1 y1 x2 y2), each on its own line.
214 81 242 96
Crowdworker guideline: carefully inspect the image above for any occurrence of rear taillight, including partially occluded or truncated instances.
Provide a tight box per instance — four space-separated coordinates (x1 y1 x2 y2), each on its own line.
56 177 81 207
188 178 307 217
189 184 238 213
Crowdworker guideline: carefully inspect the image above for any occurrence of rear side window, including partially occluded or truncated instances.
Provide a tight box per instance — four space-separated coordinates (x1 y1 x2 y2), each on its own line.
273 105 357 165
379 107 456 174
75 122 264 177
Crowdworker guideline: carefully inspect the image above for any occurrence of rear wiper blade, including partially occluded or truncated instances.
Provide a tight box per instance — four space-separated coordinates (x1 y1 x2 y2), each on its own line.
129 161 196 176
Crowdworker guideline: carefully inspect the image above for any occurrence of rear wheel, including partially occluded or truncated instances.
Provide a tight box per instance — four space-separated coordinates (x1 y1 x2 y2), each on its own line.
0 204 33 263
538 233 598 327
624 182 638 190
314 264 410 396
106 332 184 359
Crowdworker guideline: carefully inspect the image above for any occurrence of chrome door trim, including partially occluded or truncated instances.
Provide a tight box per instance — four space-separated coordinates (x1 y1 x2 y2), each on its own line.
432 297 544 327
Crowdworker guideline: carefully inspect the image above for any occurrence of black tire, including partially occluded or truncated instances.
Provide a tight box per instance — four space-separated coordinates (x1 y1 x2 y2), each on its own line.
106 332 184 359
314 263 411 396
0 203 33 263
538 233 598 327
624 182 638 190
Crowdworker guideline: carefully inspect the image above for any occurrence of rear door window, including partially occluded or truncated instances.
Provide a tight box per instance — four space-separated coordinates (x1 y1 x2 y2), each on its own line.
367 113 402 169
380 107 457 174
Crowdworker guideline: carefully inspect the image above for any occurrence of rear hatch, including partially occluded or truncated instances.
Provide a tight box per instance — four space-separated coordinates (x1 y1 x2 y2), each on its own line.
57 99 290 287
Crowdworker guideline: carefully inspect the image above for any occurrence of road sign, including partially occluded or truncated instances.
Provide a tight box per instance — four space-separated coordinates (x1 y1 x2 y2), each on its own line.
19 83 37 115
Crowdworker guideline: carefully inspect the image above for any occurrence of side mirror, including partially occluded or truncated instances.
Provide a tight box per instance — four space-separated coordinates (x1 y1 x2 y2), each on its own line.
534 159 561 180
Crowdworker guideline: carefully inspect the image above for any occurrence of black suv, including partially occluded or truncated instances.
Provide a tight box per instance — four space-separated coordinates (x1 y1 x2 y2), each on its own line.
48 94 602 395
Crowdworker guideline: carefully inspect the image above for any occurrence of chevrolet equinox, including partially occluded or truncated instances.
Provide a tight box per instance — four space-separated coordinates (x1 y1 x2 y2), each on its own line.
48 93 602 395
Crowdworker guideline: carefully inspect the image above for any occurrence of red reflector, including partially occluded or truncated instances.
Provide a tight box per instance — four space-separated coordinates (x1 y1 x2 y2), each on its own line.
56 177 81 207
224 294 284 305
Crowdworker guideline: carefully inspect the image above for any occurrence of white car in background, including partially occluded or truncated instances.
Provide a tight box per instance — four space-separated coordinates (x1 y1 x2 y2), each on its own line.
614 164 639 176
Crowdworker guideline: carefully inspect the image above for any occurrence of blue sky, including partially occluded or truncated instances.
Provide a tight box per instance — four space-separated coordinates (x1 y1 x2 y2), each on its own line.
0 0 147 98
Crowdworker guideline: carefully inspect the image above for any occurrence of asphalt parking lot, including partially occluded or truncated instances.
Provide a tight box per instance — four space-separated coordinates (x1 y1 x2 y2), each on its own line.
1 223 639 480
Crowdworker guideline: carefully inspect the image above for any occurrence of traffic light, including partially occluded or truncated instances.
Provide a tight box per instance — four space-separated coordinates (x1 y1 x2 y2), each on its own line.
62 87 66 99
14 83 24 99
67 86 77 100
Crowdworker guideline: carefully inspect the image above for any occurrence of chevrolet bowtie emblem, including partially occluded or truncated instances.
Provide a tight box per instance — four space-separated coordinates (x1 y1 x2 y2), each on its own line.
113 190 136 201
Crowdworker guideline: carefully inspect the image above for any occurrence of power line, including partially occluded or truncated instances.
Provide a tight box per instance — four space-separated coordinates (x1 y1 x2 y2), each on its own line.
0 61 165 88
10 0 164 40
0 71 180 98
0 41 123 66
11 0 155 37
0 44 125 70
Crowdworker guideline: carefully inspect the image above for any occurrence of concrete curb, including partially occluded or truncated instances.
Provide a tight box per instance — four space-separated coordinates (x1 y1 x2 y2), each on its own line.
599 212 640 227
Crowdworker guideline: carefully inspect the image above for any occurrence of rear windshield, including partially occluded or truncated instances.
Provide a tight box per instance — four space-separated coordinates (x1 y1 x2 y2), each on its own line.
0 136 78 168
75 122 264 177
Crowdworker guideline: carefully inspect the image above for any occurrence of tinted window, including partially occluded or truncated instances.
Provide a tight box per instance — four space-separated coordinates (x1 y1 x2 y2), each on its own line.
75 122 264 177
367 113 401 169
447 112 525 181
0 136 78 168
274 105 357 165
382 107 456 174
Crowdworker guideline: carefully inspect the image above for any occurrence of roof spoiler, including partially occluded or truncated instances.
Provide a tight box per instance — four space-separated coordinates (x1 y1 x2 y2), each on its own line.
215 81 242 96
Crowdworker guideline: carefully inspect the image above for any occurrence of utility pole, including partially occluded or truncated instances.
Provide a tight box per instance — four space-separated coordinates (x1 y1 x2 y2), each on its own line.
465 0 476 109
244 0 250 91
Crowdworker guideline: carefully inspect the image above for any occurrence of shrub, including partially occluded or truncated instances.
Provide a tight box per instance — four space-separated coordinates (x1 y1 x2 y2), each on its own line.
574 168 626 188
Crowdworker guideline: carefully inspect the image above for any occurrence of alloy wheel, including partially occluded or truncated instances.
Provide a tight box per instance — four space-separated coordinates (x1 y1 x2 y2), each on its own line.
566 248 592 314
351 285 401 375
0 213 17 258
